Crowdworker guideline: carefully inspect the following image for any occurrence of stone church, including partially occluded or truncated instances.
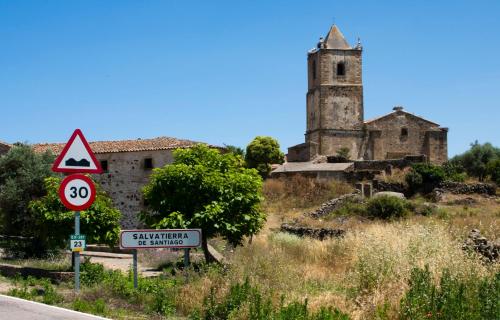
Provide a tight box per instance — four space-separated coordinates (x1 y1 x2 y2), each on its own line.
287 25 448 164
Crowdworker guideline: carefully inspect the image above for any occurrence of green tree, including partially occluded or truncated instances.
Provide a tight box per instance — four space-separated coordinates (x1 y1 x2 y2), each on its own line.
405 163 446 195
245 136 284 178
223 144 245 158
0 144 55 257
141 144 265 262
451 141 500 181
29 177 121 255
487 159 500 185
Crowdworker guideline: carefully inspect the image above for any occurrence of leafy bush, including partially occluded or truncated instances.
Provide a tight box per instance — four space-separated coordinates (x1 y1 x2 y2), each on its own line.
245 136 285 178
8 276 62 305
141 144 265 262
487 159 500 185
442 162 467 182
80 260 176 316
400 266 500 320
73 298 107 316
450 141 500 181
28 176 121 253
0 144 55 257
191 278 350 320
405 163 446 195
365 196 408 219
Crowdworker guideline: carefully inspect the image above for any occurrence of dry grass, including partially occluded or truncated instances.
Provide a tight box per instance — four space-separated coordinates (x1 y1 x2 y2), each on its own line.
216 222 498 319
176 190 500 319
262 176 353 225
374 168 411 184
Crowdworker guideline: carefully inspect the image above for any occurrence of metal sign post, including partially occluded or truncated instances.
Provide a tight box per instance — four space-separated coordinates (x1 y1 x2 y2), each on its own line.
74 211 80 293
133 249 138 289
52 129 102 294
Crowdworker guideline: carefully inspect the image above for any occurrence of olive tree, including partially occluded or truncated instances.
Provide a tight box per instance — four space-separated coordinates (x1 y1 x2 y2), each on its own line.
141 144 265 262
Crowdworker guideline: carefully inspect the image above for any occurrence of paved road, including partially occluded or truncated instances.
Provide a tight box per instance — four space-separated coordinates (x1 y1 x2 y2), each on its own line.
0 294 108 320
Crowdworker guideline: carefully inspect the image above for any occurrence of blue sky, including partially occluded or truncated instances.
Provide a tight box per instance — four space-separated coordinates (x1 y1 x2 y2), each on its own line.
1 0 499 157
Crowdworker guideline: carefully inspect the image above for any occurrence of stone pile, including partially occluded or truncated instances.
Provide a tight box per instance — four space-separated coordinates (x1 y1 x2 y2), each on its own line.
280 223 345 240
462 229 499 262
307 192 362 218
438 182 496 196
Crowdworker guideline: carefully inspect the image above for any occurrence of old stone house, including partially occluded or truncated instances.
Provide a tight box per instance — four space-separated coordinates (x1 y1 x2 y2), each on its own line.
33 137 208 228
287 25 448 164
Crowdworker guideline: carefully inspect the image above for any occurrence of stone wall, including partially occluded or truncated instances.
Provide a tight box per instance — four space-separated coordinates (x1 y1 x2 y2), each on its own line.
352 155 427 171
93 149 175 228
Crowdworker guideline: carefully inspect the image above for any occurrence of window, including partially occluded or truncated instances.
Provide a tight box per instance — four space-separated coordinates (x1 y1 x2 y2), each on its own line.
312 60 317 80
144 158 153 170
401 128 408 137
100 160 108 172
337 62 345 76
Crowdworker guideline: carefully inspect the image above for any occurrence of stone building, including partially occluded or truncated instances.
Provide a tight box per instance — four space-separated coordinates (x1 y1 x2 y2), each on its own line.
0 141 11 156
33 136 208 228
287 25 448 164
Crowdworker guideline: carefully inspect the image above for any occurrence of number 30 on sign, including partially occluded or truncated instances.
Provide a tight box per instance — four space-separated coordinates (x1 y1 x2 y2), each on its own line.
70 234 86 252
59 174 96 211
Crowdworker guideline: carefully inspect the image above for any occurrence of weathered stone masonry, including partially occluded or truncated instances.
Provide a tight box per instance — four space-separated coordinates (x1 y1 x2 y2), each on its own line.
288 25 448 164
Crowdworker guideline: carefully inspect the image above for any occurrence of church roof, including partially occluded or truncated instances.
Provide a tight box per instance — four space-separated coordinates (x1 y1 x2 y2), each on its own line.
324 25 352 49
364 108 441 127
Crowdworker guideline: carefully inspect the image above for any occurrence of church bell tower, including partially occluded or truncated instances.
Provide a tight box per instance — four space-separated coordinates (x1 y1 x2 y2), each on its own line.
305 25 364 159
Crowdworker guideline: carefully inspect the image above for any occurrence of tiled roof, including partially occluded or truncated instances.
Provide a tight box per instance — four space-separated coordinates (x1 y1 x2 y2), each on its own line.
32 136 205 155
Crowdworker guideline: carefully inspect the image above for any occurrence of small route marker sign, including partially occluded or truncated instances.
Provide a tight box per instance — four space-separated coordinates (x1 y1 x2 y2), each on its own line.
59 174 96 211
52 129 102 174
120 229 202 249
70 234 86 252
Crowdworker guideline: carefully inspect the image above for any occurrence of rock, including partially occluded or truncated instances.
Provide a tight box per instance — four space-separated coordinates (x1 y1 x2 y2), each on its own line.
307 192 362 218
462 229 499 262
373 191 406 199
280 224 345 240
438 182 496 196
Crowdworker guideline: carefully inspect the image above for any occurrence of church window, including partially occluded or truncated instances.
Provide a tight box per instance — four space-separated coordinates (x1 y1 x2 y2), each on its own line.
401 128 408 137
337 62 345 76
312 60 317 79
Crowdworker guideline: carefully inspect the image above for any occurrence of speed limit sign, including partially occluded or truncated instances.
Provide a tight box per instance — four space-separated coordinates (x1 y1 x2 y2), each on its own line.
59 174 96 211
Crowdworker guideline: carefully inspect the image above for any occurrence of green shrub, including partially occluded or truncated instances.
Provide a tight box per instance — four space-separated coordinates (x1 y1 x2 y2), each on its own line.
400 266 500 320
487 159 500 185
29 177 121 253
73 298 107 315
442 162 467 182
365 196 408 219
8 276 62 305
405 163 446 195
191 279 350 320
0 144 55 257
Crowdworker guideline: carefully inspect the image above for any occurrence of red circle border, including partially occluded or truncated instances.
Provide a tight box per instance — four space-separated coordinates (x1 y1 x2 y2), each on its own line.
58 174 96 211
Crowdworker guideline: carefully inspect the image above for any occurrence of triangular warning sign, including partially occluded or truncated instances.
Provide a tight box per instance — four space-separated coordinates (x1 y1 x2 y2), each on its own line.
52 129 103 174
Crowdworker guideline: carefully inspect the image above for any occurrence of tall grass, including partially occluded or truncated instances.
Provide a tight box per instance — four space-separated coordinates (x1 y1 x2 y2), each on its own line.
263 176 353 211
216 222 499 319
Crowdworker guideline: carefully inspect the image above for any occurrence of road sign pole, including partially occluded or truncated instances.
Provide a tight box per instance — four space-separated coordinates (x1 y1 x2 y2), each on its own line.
133 249 138 289
184 248 190 283
74 211 80 293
